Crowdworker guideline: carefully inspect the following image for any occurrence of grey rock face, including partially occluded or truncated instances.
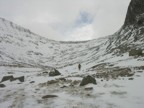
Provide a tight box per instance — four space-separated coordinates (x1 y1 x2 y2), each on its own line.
124 0 144 26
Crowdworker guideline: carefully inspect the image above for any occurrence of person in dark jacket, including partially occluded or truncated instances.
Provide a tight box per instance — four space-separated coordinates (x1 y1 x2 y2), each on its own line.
78 64 81 71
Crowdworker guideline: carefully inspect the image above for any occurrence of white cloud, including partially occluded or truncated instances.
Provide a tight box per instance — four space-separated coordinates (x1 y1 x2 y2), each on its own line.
0 0 131 41
65 24 95 41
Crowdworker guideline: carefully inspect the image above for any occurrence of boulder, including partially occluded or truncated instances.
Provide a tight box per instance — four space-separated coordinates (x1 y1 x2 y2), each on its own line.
8 72 14 74
1 75 14 82
80 75 96 86
72 80 80 85
30 81 35 83
60 85 67 88
0 84 6 88
42 95 58 99
10 76 24 82
127 73 134 77
49 69 61 76
18 76 24 82
42 71 48 74
129 78 134 80
85 87 93 90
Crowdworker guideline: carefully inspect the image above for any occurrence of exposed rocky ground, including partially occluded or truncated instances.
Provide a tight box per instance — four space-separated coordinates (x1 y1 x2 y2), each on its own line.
0 66 144 108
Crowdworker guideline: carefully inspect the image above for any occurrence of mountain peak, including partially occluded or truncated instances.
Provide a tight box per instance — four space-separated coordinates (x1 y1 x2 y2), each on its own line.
124 0 144 26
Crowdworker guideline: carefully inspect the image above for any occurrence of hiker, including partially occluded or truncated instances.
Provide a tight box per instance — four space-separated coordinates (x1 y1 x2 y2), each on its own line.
78 64 81 71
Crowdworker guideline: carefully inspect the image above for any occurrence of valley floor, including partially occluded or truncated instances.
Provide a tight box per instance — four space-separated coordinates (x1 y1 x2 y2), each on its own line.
0 66 144 108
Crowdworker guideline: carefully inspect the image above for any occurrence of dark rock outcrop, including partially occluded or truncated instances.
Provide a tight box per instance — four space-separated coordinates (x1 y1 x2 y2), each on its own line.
10 76 24 82
0 84 6 88
58 78 66 81
18 76 24 82
1 75 14 82
30 81 35 83
1 75 25 83
42 95 58 99
85 87 93 90
118 68 133 77
124 0 144 26
95 67 134 80
106 0 144 56
129 78 134 80
43 71 48 74
129 49 143 56
80 75 96 86
49 69 61 76
60 85 67 88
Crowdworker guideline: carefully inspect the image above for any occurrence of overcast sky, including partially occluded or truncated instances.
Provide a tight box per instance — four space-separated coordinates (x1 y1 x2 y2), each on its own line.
0 0 131 41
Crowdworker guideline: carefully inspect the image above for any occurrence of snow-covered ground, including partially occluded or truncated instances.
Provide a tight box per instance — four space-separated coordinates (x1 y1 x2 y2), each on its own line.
0 66 144 108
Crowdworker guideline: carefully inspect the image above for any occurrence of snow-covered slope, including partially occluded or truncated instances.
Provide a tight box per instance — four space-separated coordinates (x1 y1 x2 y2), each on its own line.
0 17 110 71
0 0 144 72
0 14 143 72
